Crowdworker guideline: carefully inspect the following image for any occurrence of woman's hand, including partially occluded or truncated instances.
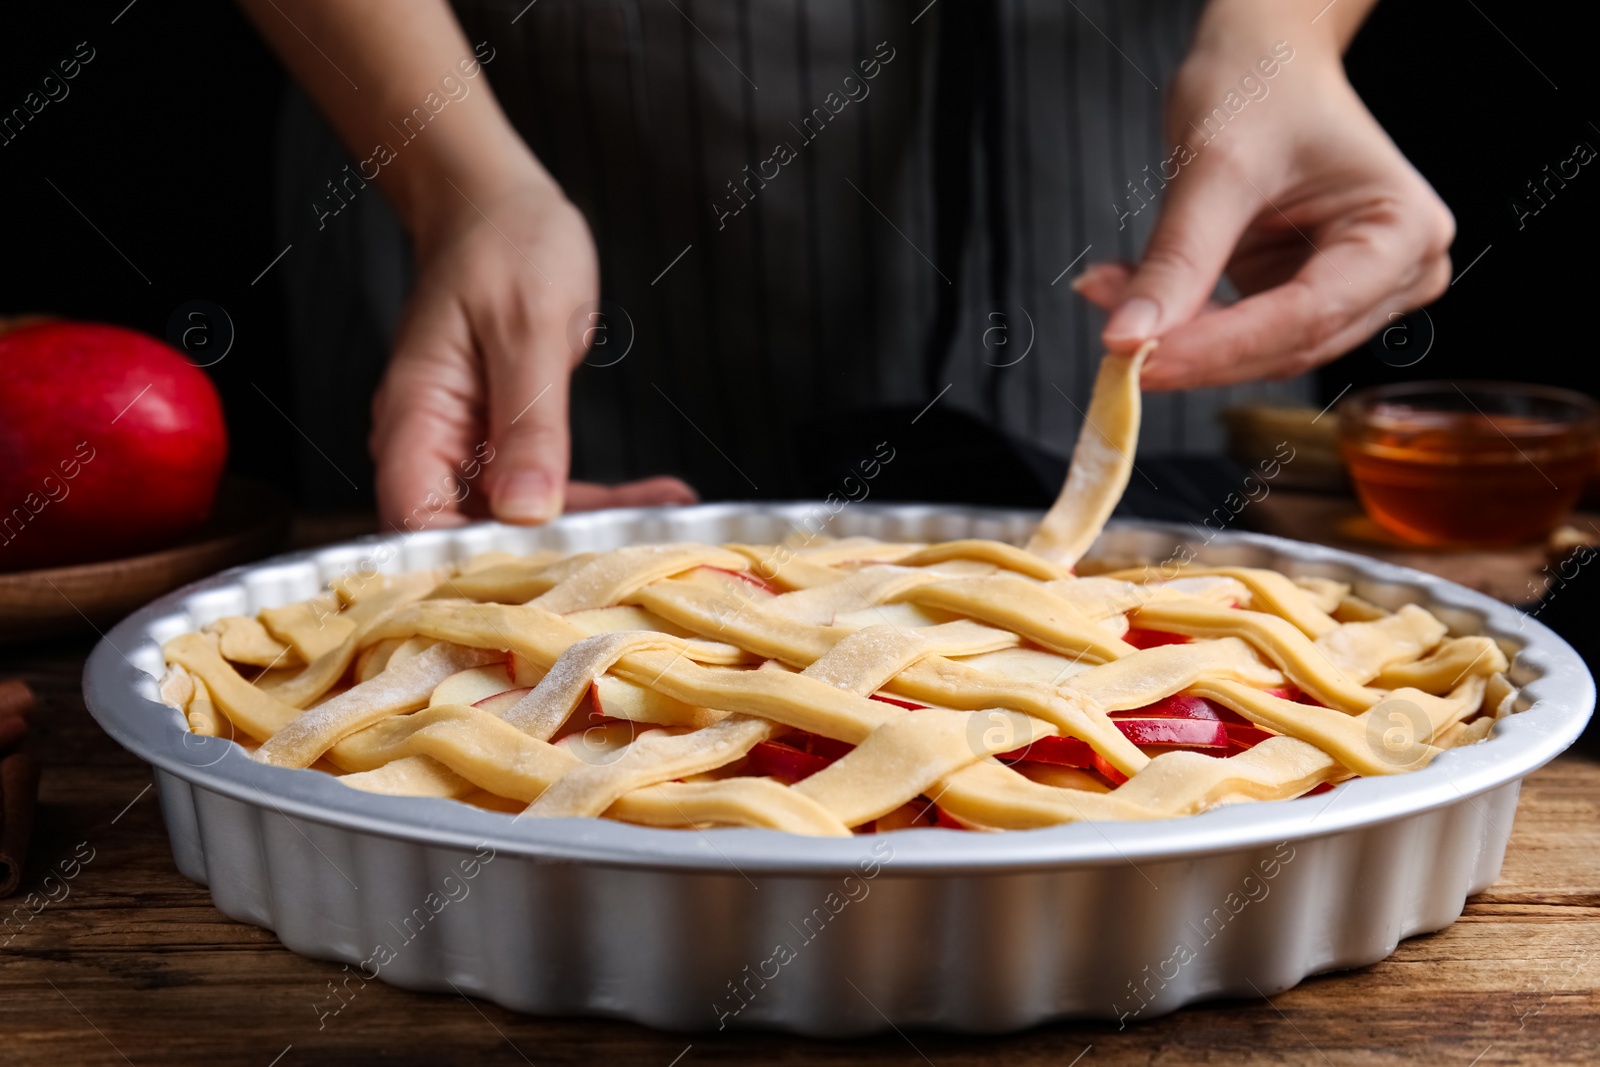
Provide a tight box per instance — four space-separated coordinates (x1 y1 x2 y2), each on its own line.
238 0 695 529
371 174 696 528
1077 1 1455 390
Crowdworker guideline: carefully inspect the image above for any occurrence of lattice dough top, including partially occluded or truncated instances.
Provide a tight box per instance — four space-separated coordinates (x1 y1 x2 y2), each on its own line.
155 346 1520 836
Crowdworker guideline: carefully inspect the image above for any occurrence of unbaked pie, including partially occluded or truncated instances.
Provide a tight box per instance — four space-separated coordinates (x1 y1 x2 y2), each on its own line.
158 345 1518 835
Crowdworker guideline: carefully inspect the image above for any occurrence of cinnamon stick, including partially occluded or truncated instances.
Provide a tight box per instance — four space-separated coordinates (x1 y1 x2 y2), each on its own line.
0 681 35 896
0 679 33 722
0 752 40 897
0 679 33 760
0 714 25 756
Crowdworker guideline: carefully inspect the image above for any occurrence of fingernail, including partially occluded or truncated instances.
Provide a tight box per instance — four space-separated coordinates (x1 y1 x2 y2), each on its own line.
1104 297 1160 345
496 471 560 523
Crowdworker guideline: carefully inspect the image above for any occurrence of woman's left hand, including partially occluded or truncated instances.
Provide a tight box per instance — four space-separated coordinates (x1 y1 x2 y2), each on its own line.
1075 3 1455 390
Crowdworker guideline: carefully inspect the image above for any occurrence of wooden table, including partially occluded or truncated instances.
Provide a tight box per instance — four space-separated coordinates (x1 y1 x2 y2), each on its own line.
2 518 1597 1066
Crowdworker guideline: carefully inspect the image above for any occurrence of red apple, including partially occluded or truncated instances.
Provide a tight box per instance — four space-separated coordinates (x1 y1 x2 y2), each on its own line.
472 686 532 717
0 322 228 571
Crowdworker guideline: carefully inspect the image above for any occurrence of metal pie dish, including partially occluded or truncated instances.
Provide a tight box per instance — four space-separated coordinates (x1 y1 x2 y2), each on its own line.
84 504 1595 1035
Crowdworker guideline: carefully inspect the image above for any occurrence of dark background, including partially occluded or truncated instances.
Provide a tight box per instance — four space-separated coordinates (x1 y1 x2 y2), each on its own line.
1 0 1596 508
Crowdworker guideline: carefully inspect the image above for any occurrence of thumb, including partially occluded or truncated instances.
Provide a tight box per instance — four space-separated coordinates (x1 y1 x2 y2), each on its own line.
481 301 577 525
1102 160 1260 352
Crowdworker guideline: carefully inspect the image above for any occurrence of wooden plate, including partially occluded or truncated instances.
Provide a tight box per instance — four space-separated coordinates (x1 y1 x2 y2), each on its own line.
0 475 290 643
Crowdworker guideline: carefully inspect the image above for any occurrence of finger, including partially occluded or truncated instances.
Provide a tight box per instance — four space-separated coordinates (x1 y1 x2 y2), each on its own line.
1073 260 1227 320
1070 262 1133 310
1140 220 1451 391
372 298 480 530
479 287 580 525
1102 156 1263 351
565 477 700 512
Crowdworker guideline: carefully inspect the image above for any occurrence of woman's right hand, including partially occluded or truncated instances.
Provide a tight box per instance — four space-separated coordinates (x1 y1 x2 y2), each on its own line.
371 170 696 530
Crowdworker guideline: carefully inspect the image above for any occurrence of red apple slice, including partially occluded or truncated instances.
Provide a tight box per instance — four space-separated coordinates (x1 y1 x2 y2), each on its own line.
354 637 405 683
507 650 544 687
1113 716 1229 748
1122 628 1191 650
430 663 514 707
1010 761 1113 793
869 694 927 712
1113 694 1225 720
746 740 831 782
591 675 726 729
998 738 1128 786
999 734 1095 767
701 566 781 595
1225 722 1278 751
555 719 641 764
472 686 532 717
803 732 856 762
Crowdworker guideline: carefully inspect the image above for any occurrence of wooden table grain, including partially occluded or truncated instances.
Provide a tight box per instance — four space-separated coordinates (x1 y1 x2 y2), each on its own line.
1 517 1596 1066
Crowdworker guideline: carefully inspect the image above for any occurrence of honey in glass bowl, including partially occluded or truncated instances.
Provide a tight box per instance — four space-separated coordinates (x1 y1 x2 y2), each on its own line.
1338 381 1600 548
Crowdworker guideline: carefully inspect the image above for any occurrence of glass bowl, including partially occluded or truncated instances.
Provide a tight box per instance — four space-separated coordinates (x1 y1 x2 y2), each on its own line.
1338 381 1600 548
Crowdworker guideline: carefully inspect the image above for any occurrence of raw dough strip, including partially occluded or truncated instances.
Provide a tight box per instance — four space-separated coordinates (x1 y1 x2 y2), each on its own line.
253 642 500 768
1292 576 1350 614
1042 576 1166 621
266 581 440 709
428 552 594 604
525 716 776 819
801 621 1016 695
894 540 1071 581
1131 599 1389 713
722 546 849 591
1372 636 1508 693
209 615 302 668
1025 342 1154 566
1482 672 1518 719
260 592 354 662
896 574 1137 661
500 631 694 740
333 564 456 607
1109 565 1341 639
606 780 853 837
760 565 946 626
1191 675 1486 776
530 543 751 614
1058 638 1284 712
186 677 225 737
793 708 1057 828
793 538 924 566
1310 605 1447 685
880 658 1146 774
336 704 578 798
935 734 1341 830
165 633 312 742
1436 716 1497 747
591 675 729 730
340 755 476 798
630 579 846 664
